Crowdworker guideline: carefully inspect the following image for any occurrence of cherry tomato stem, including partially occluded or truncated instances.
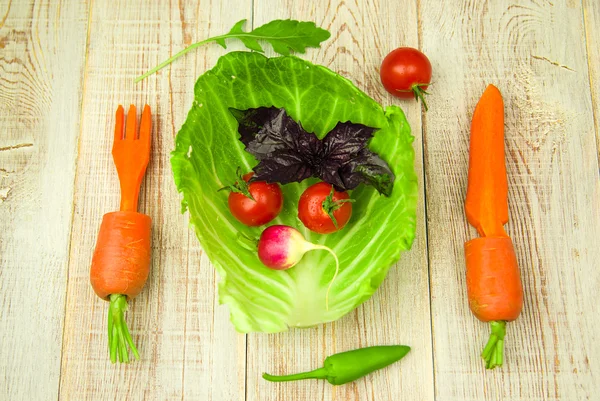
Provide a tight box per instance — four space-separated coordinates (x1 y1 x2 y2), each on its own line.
225 170 283 226
298 182 353 234
322 187 355 229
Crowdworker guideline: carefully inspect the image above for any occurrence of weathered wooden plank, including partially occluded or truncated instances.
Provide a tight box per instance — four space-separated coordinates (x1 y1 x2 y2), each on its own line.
584 0 600 157
0 0 89 399
246 1 434 400
421 0 600 400
58 1 250 399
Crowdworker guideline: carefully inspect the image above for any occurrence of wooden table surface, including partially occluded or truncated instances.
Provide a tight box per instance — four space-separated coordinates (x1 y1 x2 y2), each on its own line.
1 0 599 400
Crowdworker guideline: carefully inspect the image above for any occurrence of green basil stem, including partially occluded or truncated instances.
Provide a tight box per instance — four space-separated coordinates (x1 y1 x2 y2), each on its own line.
262 345 410 385
135 32 305 83
107 294 139 363
135 37 223 83
481 320 506 369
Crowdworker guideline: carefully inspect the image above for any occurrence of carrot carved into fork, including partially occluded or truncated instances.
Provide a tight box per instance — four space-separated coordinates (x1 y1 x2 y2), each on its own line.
90 105 152 363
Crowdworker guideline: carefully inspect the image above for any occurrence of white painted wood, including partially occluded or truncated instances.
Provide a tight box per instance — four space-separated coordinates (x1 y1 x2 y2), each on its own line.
0 0 89 399
1 0 599 399
58 1 250 399
421 0 600 399
246 1 434 400
584 0 600 156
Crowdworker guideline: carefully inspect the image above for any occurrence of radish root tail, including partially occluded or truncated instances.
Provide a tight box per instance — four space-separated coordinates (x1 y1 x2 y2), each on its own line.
311 244 339 311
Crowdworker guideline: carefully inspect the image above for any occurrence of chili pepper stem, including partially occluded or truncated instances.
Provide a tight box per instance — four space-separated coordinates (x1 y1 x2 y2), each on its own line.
107 294 140 363
481 320 506 369
262 367 328 382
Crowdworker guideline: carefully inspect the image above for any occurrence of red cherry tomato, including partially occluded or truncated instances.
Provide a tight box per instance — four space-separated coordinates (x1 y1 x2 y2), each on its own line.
228 173 283 226
298 182 353 234
380 47 432 109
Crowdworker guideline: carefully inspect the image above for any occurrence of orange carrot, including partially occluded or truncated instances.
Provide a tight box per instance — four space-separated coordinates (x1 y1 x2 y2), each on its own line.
465 84 508 238
91 211 152 300
465 237 523 323
464 85 523 369
90 105 152 363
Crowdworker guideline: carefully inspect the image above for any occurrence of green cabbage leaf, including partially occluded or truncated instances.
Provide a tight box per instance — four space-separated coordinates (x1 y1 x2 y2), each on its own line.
171 52 418 332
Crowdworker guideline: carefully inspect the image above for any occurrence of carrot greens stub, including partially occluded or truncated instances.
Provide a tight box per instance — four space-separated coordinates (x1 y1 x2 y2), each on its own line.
107 294 140 363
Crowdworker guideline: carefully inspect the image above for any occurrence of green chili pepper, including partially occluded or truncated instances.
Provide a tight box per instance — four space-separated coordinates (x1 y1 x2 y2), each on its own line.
262 345 410 385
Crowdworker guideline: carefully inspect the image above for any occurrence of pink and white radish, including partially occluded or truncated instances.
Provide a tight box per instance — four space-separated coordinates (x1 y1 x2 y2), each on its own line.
257 225 339 308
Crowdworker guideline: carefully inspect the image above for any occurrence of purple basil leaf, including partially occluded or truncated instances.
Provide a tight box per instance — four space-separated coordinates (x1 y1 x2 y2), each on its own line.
246 109 306 159
236 107 395 195
322 122 376 164
341 148 395 196
253 150 315 184
230 107 281 147
318 163 347 191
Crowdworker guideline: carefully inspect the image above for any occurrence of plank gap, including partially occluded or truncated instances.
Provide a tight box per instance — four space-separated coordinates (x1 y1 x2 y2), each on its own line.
415 1 437 400
56 0 94 398
581 0 600 166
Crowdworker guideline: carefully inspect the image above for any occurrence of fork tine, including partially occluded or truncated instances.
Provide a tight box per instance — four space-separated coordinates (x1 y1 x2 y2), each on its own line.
139 104 152 148
114 105 124 143
125 104 137 140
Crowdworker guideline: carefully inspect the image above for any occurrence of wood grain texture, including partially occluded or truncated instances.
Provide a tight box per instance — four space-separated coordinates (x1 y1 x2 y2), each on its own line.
421 0 600 400
1 0 599 399
58 1 250 400
246 1 434 400
584 0 600 158
0 0 89 399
